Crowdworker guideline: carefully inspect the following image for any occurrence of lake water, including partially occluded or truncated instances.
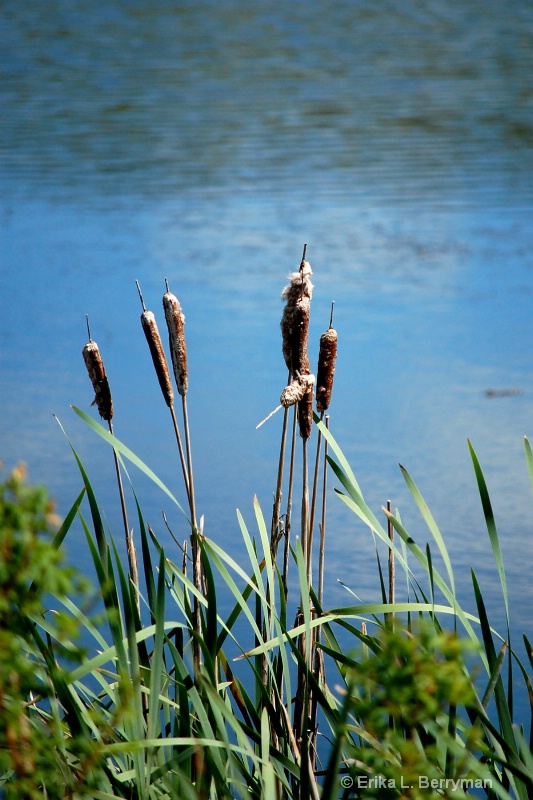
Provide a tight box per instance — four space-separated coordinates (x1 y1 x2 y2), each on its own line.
2 0 533 648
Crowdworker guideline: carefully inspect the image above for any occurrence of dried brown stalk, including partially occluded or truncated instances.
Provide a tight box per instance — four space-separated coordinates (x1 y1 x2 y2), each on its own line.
309 305 338 569
162 280 203 658
82 320 140 612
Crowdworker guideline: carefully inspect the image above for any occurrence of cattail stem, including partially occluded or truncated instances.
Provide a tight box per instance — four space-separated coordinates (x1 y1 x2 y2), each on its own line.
311 417 329 762
282 406 298 600
82 323 140 612
181 395 196 525
386 499 395 629
162 280 203 667
169 405 191 507
271 407 289 549
308 410 324 575
302 438 310 585
109 419 140 614
271 370 291 550
318 415 329 610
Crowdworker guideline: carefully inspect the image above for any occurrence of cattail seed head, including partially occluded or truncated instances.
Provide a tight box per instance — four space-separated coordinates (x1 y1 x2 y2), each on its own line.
280 373 315 407
281 260 313 376
298 386 314 440
316 327 338 412
163 290 188 396
140 310 174 408
82 340 114 421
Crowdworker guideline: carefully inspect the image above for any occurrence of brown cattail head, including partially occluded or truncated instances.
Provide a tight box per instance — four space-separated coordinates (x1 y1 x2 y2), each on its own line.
82 340 114 421
140 310 174 408
316 327 338 412
298 386 314 440
280 259 313 376
280 373 315 407
163 289 188 396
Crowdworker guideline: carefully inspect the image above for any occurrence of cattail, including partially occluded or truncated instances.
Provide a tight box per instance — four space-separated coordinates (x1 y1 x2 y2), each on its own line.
298 388 313 440
280 256 313 377
163 283 188 396
280 373 315 407
136 281 174 408
82 336 113 421
316 325 338 412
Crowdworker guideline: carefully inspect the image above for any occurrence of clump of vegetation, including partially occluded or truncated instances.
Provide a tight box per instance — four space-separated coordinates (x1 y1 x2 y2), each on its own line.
337 623 485 799
1 247 532 798
0 464 99 798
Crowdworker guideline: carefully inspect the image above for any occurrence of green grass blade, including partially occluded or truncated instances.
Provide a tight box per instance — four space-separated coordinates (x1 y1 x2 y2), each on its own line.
71 405 187 517
468 440 509 627
400 464 455 596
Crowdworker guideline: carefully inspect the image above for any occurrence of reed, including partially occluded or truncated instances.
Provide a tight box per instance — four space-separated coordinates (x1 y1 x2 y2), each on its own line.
8 248 531 800
136 280 190 504
136 279 204 668
309 306 337 578
280 250 313 378
162 279 204 663
82 318 140 611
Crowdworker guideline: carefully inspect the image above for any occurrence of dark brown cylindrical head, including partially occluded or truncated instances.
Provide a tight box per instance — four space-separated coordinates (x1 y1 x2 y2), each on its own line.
82 340 114 421
141 310 174 408
163 291 188 396
316 327 338 412
281 260 313 377
297 386 314 440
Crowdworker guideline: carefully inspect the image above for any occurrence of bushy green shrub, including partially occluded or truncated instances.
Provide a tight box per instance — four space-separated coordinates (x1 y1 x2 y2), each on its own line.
0 464 98 799
340 622 485 799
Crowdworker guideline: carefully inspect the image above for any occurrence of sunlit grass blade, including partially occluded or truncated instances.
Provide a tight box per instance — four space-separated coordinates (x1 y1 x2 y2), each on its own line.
400 463 455 596
469 440 509 626
71 405 187 518
385 507 485 657
51 486 86 550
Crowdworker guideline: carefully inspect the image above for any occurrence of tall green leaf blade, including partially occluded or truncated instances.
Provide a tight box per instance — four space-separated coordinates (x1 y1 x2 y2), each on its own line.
468 440 509 626
400 464 455 595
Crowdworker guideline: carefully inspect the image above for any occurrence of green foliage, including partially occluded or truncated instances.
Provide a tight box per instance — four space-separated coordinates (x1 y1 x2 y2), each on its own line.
2 415 533 798
340 622 485 799
0 464 100 799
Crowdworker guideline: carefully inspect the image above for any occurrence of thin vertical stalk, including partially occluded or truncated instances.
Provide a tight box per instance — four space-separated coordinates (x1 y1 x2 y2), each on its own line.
82 318 140 612
387 498 395 630
136 280 201 667
169 405 191 505
162 279 203 666
388 498 395 604
109 419 140 615
318 414 330 610
302 438 310 586
308 410 324 581
271 371 291 551
282 406 298 600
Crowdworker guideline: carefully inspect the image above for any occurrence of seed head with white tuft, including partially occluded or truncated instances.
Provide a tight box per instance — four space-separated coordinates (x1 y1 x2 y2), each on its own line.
280 373 315 407
280 251 313 377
